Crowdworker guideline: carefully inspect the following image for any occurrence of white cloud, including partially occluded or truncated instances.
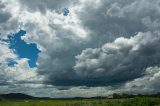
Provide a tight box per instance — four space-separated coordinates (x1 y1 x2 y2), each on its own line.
0 44 16 63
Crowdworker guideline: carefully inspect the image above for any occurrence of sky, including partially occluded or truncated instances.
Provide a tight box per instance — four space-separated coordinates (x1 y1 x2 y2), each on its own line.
0 0 160 98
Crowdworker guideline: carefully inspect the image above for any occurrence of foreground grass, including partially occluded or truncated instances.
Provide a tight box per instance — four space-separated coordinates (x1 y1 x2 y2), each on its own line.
0 97 160 106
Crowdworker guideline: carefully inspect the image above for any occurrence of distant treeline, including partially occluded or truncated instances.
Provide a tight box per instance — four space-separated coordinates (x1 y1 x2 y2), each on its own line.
111 92 160 99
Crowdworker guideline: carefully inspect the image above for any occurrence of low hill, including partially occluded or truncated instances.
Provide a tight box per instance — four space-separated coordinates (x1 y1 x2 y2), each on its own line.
0 93 35 99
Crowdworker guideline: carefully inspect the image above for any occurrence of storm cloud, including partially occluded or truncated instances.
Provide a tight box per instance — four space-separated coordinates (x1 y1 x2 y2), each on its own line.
33 0 160 87
1 0 160 97
74 31 160 86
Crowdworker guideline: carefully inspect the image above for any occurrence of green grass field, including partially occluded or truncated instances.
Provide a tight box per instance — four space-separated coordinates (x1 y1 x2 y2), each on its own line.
1 97 160 106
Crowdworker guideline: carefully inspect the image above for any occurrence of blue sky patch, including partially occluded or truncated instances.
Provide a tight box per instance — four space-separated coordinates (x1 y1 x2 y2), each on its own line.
7 59 17 67
7 30 40 68
63 8 69 16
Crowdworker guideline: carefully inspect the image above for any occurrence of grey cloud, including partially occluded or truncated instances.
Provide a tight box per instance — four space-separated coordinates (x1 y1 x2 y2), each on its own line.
0 1 19 38
33 0 160 87
0 9 11 23
36 28 90 86
0 2 11 21
0 2 11 25
78 0 160 44
121 66 160 94
19 0 78 14
74 31 160 86
1 67 160 98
